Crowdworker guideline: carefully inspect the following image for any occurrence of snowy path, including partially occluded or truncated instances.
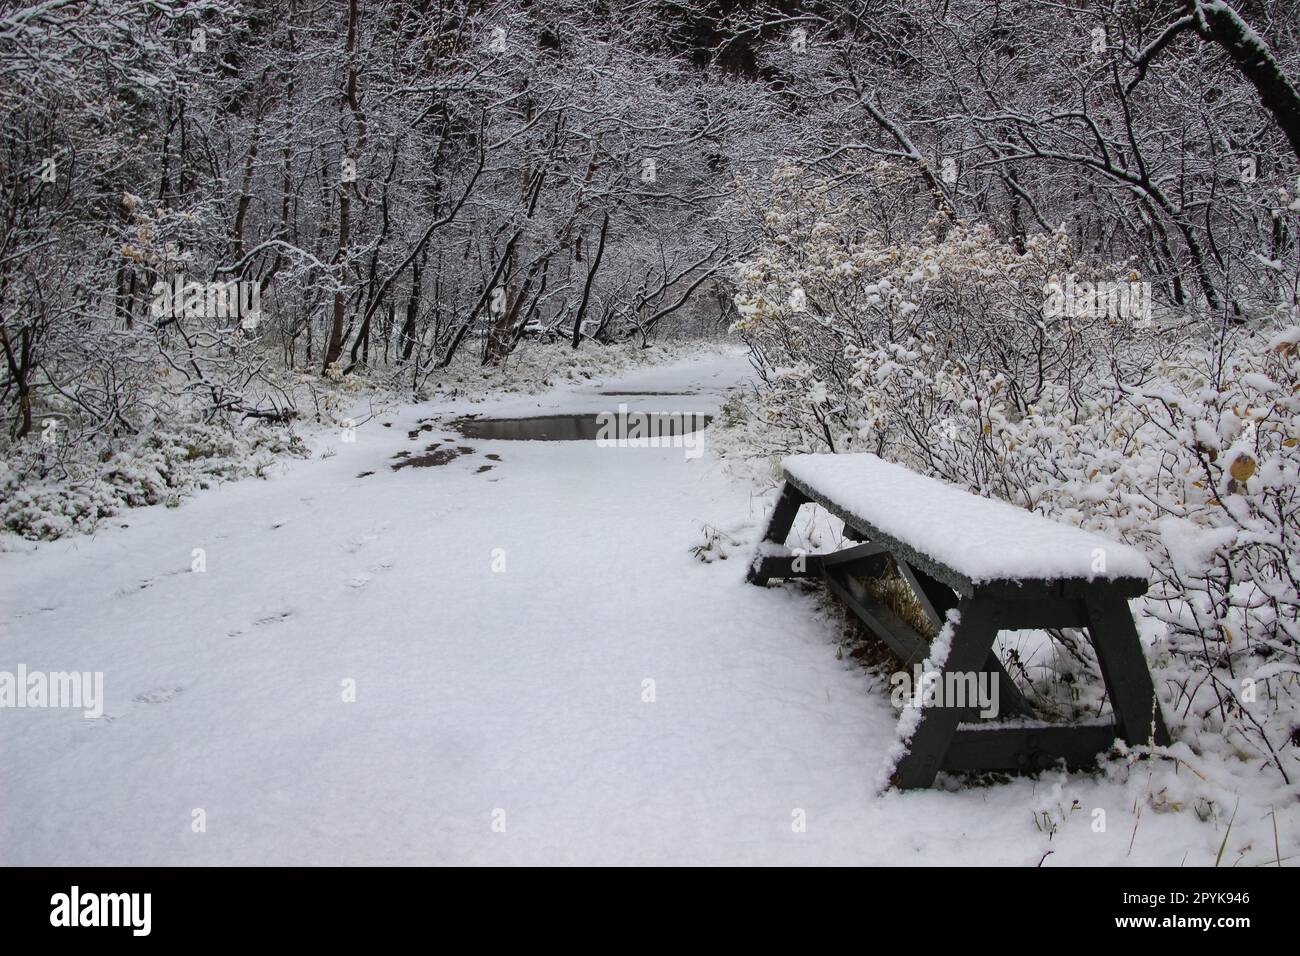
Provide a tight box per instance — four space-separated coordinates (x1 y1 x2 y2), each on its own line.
0 349 1247 865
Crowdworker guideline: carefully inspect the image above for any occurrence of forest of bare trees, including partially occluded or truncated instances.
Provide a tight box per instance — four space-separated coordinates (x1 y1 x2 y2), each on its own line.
3 0 1297 442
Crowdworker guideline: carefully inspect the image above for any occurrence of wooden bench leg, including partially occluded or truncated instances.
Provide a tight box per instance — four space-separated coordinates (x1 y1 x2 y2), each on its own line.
1083 593 1170 747
747 482 810 585
891 598 1002 790
896 561 1029 719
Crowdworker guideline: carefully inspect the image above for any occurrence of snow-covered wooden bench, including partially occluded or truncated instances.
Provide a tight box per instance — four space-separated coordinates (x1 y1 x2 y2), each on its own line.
748 453 1169 790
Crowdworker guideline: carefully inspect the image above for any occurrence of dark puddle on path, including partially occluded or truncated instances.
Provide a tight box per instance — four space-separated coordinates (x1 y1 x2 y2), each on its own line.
597 390 695 397
451 412 711 441
391 442 492 471
379 400 716 476
392 443 463 470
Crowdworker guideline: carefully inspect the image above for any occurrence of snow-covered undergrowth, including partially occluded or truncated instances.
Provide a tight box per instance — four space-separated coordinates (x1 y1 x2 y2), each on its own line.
0 339 720 542
1 421 308 544
715 163 1300 826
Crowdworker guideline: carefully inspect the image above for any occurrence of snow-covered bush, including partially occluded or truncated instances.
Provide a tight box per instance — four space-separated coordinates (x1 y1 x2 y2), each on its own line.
731 164 1300 784
1 418 308 540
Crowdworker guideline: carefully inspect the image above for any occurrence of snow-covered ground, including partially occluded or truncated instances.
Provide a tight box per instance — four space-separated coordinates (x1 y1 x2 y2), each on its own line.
1 348 1291 865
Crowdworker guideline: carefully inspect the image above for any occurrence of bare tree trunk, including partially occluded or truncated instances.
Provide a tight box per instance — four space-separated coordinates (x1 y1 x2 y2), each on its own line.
400 256 420 362
324 188 351 372
324 0 366 373
1191 1 1300 162
571 210 609 348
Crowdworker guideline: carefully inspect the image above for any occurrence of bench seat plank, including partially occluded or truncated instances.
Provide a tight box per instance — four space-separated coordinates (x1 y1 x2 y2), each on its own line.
783 453 1150 599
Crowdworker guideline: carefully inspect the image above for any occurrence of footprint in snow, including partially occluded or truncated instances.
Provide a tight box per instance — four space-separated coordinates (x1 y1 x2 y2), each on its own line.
347 562 393 589
345 532 379 554
134 685 183 705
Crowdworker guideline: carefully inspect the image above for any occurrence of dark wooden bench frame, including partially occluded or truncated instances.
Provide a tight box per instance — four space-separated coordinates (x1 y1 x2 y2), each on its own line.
748 471 1170 790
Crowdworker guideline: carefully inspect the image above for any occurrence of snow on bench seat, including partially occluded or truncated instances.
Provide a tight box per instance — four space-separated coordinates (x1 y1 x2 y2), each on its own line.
782 453 1151 588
